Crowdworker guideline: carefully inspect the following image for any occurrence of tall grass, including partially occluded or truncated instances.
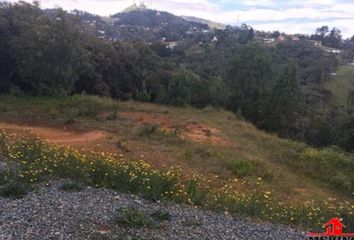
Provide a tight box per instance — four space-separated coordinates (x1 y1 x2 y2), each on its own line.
0 94 117 122
270 139 354 193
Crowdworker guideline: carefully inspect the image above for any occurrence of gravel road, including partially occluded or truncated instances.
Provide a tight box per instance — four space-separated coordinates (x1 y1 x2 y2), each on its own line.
0 181 306 240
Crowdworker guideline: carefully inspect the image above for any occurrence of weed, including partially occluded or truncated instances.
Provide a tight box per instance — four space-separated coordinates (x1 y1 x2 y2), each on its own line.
114 207 159 228
136 124 160 137
0 181 28 199
182 217 203 227
151 210 171 221
186 180 208 206
224 157 272 180
273 140 354 192
227 159 254 178
106 111 118 121
59 181 83 192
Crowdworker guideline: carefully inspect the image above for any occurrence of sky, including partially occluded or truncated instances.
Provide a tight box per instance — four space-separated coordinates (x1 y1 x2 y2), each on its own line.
8 0 354 38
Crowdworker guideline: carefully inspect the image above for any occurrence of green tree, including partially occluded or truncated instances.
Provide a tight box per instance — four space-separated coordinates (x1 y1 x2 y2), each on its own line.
323 27 342 48
164 69 203 106
8 4 84 95
265 60 304 137
226 43 273 122
0 2 17 93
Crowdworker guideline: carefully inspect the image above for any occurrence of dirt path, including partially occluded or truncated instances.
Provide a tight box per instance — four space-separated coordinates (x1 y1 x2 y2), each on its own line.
0 122 107 146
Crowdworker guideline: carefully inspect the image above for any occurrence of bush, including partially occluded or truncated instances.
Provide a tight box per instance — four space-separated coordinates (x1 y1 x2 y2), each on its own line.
114 207 159 228
151 210 171 221
136 124 160 137
330 173 351 191
59 181 83 192
186 180 208 206
227 159 254 178
0 181 29 199
278 141 354 192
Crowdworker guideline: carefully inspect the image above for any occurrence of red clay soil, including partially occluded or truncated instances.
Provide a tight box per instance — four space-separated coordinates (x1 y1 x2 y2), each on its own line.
121 112 232 147
0 122 107 147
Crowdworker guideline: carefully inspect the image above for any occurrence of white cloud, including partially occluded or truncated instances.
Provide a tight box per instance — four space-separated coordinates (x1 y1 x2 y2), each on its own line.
6 0 354 38
252 18 354 37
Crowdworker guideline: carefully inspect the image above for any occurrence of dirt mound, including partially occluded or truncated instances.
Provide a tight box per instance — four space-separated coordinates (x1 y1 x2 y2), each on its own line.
121 112 231 147
0 122 106 146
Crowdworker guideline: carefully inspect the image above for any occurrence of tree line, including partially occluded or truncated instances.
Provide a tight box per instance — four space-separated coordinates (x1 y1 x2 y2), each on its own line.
0 2 353 151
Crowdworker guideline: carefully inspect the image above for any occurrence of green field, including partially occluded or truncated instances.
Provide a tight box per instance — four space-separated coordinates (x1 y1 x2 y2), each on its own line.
324 65 354 108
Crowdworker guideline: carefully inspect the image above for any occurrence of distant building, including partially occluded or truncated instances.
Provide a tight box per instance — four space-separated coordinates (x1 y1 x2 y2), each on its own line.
314 41 322 47
166 42 177 49
278 35 286 42
308 40 322 47
263 38 275 44
292 36 300 41
326 49 342 54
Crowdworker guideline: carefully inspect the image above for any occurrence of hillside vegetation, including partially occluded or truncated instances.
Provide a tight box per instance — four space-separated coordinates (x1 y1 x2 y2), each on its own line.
1 2 354 152
325 65 354 108
0 95 353 230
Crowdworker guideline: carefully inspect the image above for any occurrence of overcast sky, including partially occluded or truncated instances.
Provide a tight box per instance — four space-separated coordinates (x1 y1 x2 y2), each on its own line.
8 0 354 38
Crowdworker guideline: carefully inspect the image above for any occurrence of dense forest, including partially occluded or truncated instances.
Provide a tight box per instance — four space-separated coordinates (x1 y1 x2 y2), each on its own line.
0 1 353 151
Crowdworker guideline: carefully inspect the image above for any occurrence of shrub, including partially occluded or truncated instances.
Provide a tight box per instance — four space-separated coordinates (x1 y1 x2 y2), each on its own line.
114 207 159 228
0 181 29 199
277 141 354 192
136 124 160 137
59 181 83 192
227 159 254 178
151 210 171 221
182 217 203 227
186 179 208 206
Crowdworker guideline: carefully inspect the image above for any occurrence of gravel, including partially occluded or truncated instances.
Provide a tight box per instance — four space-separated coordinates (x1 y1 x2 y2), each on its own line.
0 181 306 240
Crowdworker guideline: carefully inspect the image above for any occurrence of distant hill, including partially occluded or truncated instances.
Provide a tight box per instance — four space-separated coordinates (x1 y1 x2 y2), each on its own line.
111 9 207 30
43 7 211 42
110 9 210 41
181 15 225 29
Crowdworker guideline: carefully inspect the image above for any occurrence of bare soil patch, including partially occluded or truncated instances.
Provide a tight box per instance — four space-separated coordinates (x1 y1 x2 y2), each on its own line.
0 122 107 147
121 112 232 147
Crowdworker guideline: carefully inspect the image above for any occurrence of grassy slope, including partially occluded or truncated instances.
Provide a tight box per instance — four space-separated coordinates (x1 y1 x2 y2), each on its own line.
324 65 354 108
0 95 353 228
